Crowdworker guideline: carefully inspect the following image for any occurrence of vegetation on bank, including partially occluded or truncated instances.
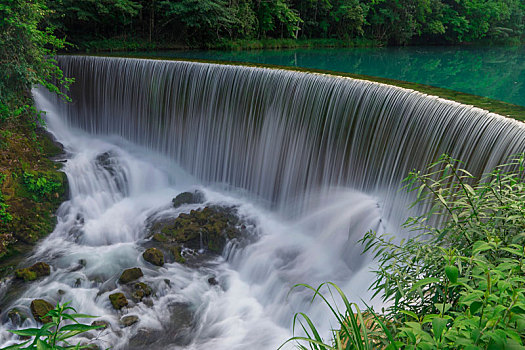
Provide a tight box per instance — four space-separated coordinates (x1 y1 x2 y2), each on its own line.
0 0 71 271
39 0 525 52
0 118 68 269
285 154 525 349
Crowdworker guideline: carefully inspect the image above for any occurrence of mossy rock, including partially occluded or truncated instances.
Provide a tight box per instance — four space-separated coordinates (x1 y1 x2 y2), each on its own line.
172 190 204 208
30 299 53 323
7 308 28 326
152 206 241 253
132 282 153 302
15 261 50 281
170 245 186 264
15 268 37 281
109 292 128 310
142 248 164 266
118 267 143 284
152 233 167 242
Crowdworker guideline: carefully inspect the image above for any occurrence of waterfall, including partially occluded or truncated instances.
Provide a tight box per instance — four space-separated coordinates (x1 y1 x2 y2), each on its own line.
56 56 525 218
1 55 524 350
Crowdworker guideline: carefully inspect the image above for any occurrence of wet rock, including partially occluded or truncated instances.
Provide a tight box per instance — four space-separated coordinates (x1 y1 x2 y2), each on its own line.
15 262 50 282
30 299 53 323
79 343 100 350
208 277 218 286
95 152 127 193
119 267 143 284
170 245 186 264
172 191 204 209
132 282 152 302
151 206 241 253
120 315 139 327
91 320 110 330
57 289 66 295
142 248 164 266
7 308 28 326
152 233 167 242
127 302 193 349
109 293 128 310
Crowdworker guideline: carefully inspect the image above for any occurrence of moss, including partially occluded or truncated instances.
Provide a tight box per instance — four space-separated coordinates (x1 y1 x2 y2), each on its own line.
109 292 128 310
30 299 53 323
0 115 68 262
118 267 143 284
152 233 167 242
150 206 241 253
15 268 37 281
142 248 164 266
170 245 186 264
171 190 204 208
132 282 152 302
15 261 51 281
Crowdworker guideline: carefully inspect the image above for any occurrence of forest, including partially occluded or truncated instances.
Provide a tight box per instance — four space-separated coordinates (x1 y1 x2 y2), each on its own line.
44 0 525 49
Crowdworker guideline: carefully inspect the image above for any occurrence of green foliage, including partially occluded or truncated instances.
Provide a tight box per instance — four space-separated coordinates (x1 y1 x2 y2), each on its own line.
0 173 13 223
22 171 62 202
360 153 525 349
281 282 394 350
286 154 525 349
0 0 72 123
44 0 525 49
2 301 102 349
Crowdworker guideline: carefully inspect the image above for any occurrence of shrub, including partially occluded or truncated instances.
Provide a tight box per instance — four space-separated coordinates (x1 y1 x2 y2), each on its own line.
285 154 525 349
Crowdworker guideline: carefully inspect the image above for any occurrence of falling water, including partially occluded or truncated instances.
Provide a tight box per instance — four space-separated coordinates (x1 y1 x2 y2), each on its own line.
1 56 524 349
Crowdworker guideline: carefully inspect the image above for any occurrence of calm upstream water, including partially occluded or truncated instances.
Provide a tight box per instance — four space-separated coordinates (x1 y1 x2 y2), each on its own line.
114 46 525 107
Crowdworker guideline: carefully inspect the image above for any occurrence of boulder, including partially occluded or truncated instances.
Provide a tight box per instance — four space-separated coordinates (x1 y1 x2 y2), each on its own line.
152 233 167 242
170 245 186 264
142 248 164 266
15 262 50 282
7 308 28 326
120 315 139 327
91 320 110 330
172 191 204 209
154 206 241 253
119 267 143 284
109 293 128 310
30 299 53 323
132 282 152 302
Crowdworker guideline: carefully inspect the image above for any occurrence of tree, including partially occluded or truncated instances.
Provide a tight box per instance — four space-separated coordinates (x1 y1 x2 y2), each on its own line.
0 0 71 122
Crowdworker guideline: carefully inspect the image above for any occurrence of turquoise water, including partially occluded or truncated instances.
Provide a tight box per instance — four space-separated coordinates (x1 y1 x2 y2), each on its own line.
113 46 525 107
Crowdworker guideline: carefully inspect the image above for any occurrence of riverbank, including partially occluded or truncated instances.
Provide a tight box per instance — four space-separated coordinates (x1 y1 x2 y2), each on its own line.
0 113 68 277
78 37 380 53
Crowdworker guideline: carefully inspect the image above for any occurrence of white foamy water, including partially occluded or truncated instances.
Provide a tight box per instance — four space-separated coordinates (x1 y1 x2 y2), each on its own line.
0 89 384 349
